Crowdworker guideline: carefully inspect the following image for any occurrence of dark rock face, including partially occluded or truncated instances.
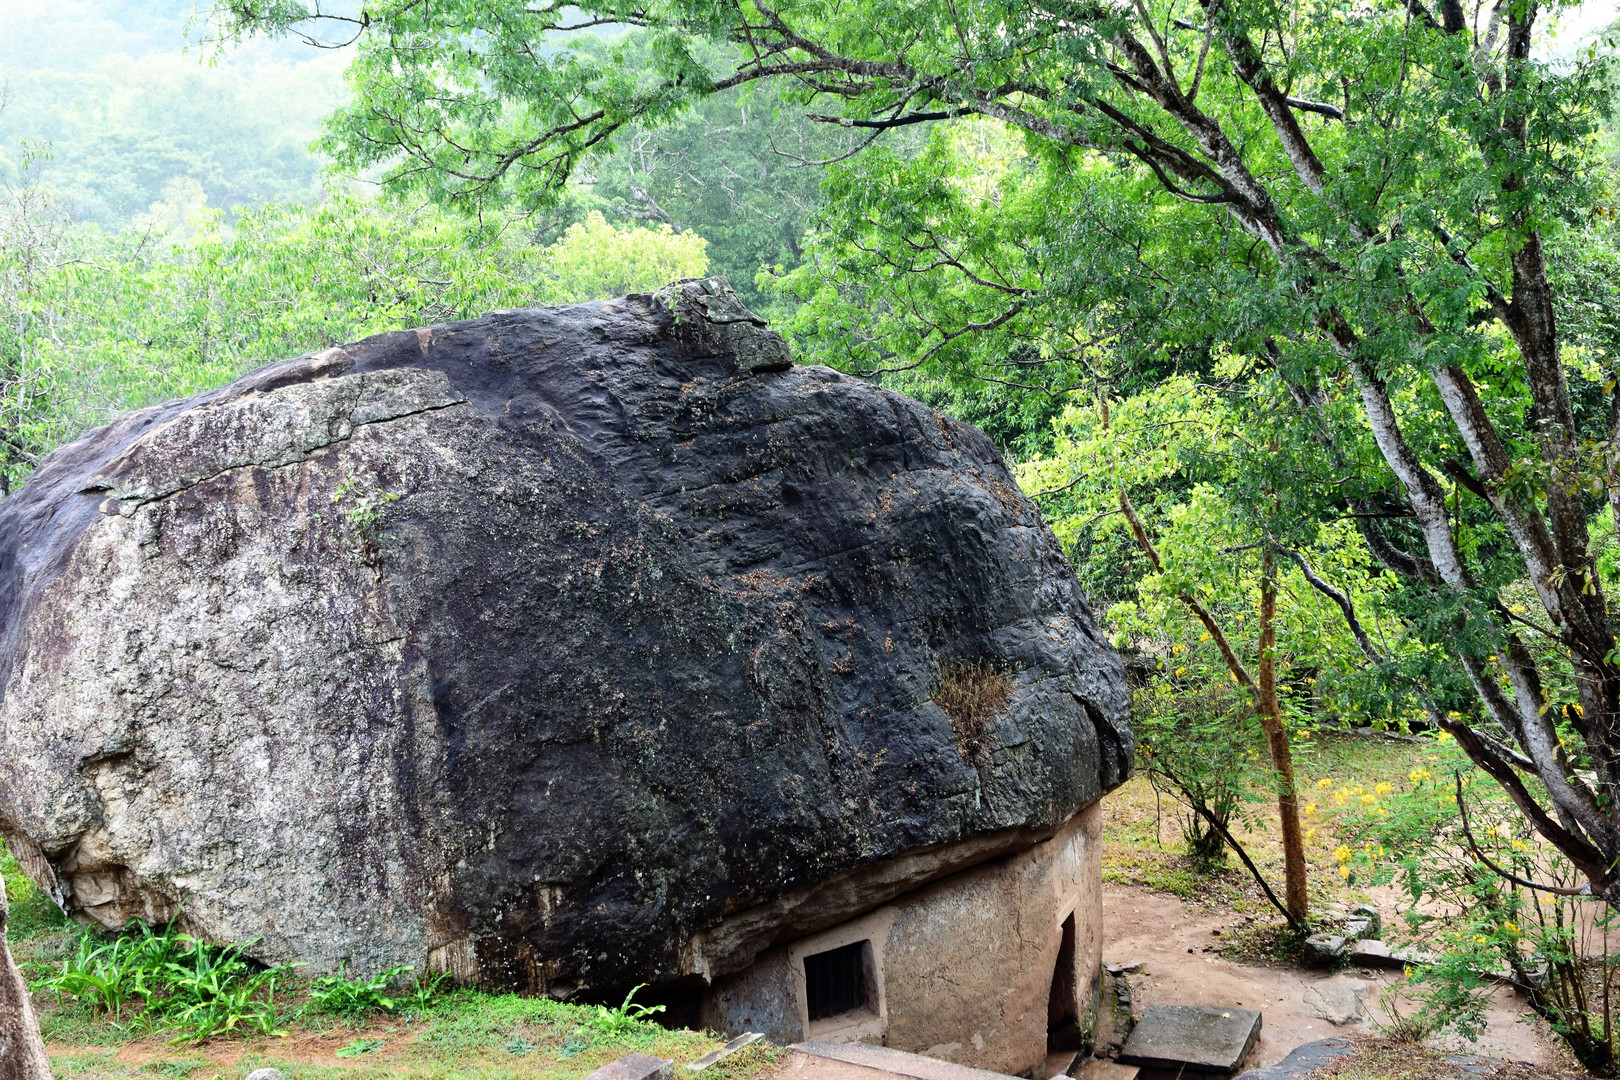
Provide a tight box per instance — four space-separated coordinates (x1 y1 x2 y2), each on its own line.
0 279 1130 991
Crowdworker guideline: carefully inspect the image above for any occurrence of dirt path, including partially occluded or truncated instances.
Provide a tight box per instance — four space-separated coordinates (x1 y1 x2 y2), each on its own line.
1101 882 1565 1072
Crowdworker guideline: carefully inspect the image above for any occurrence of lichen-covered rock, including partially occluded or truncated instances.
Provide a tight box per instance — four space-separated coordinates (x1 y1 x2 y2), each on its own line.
0 877 52 1080
0 278 1130 991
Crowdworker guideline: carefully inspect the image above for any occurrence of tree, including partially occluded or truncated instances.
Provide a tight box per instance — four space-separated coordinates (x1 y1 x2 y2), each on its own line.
587 73 850 309
215 2 1620 904
0 186 708 493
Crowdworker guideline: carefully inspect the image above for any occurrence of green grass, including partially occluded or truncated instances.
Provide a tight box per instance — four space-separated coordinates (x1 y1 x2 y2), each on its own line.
3 844 73 943
40 992 786 1079
1101 729 1431 922
4 841 782 1080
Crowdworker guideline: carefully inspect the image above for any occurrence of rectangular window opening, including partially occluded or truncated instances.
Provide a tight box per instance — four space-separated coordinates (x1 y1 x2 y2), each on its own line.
805 939 871 1022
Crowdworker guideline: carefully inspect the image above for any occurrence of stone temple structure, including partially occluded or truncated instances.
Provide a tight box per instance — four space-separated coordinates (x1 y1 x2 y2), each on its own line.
0 279 1130 1074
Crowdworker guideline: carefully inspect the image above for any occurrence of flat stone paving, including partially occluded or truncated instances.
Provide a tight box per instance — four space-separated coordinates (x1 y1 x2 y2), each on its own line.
1117 1004 1262 1073
791 1041 1021 1080
1233 1038 1353 1080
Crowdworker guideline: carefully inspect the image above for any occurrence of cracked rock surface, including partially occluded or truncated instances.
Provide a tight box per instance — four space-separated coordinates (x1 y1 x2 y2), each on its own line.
0 278 1130 992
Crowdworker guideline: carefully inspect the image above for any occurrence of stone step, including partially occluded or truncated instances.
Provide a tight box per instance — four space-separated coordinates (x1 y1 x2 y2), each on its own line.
790 1041 1022 1080
1044 1049 1078 1079
1116 1004 1262 1074
1072 1061 1139 1080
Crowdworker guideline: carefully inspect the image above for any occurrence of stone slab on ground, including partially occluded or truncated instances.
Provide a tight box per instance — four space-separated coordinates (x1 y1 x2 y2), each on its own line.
778 1052 908 1080
585 1054 675 1080
688 1033 765 1072
1299 978 1370 1026
1073 1062 1139 1080
1232 1038 1353 1080
1346 939 1436 970
791 1041 1020 1080
1116 1004 1262 1073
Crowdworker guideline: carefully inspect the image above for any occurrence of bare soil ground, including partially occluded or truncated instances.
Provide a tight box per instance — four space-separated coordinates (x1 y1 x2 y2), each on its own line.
1102 880 1568 1072
1094 731 1593 1077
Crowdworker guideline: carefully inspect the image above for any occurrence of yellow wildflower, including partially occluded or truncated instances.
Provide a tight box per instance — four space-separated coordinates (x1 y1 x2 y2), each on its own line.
1334 845 1353 863
1305 827 1317 841
1317 778 1334 789
1175 667 1188 677
1339 865 1351 879
1503 922 1519 934
1375 782 1394 796
1409 768 1431 783
1304 803 1317 816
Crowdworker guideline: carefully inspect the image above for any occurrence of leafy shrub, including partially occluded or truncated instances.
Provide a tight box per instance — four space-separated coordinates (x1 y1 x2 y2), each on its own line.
1134 674 1256 871
578 984 666 1039
31 920 296 1043
1339 736 1620 1075
308 963 415 1016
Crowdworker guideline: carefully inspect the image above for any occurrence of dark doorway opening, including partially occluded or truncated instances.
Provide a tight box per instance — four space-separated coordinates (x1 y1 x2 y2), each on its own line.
1047 912 1082 1050
805 939 871 1022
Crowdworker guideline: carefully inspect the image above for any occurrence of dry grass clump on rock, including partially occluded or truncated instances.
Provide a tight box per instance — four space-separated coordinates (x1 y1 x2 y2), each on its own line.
933 660 1014 769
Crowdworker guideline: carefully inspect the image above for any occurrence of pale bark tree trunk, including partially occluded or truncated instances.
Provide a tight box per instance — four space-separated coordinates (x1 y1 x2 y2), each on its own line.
0 876 53 1080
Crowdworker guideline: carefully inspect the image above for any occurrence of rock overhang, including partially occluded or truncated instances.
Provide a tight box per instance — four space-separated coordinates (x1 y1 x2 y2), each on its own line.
0 277 1132 991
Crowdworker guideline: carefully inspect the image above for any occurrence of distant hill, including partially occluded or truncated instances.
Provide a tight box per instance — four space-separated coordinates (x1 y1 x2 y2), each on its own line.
0 0 344 222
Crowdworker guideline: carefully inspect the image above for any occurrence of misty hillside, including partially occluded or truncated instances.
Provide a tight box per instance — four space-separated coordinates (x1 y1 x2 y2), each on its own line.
0 0 343 221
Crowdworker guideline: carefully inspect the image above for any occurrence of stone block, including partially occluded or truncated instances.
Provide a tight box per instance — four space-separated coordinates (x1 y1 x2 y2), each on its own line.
1116 1004 1261 1073
584 1054 674 1080
1303 933 1348 965
687 1033 764 1073
1347 904 1381 939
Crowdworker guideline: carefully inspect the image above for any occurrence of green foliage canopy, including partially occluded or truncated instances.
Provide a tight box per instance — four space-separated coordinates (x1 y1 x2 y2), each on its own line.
0 185 708 494
207 0 1620 907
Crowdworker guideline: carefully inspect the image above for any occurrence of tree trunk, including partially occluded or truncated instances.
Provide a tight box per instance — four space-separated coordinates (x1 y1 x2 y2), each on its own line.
1258 549 1309 923
0 876 53 1080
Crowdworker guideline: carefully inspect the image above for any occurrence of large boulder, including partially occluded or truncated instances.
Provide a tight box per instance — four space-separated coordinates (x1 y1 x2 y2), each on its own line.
0 279 1130 991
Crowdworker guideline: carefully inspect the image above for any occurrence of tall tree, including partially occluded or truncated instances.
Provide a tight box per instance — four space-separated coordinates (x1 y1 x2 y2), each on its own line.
217 1 1620 902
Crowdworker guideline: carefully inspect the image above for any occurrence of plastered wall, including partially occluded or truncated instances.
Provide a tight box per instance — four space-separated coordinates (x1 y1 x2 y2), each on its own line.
701 803 1104 1076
